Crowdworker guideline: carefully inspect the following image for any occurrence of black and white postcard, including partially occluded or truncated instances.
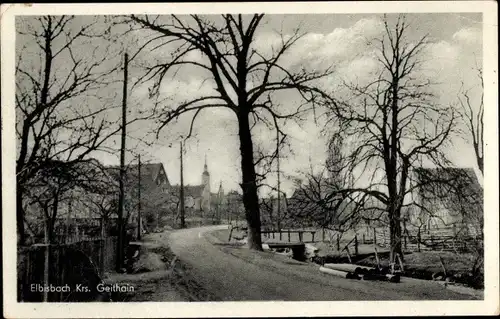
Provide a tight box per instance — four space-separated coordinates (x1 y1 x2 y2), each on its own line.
2 1 498 317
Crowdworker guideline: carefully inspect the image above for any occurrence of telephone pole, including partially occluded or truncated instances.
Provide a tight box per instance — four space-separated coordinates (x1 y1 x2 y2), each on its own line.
117 52 128 271
137 154 142 240
179 141 186 228
277 131 281 232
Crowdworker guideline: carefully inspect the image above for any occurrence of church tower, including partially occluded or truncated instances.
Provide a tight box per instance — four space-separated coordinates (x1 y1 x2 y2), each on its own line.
201 155 211 212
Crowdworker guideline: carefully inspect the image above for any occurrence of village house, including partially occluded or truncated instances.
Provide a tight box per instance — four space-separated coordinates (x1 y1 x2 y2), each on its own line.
407 167 483 236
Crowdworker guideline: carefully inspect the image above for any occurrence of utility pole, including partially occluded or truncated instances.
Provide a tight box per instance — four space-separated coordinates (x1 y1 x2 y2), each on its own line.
137 154 142 240
179 141 186 228
276 131 281 232
117 52 128 271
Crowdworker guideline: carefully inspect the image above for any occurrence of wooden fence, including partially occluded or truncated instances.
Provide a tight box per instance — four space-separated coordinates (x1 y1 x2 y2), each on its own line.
18 236 117 302
373 226 481 253
261 229 320 243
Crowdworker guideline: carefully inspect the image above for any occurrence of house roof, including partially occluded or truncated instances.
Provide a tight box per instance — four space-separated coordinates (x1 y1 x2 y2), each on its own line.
106 163 169 186
170 184 205 198
110 162 167 185
414 167 482 195
414 167 483 216
104 163 172 210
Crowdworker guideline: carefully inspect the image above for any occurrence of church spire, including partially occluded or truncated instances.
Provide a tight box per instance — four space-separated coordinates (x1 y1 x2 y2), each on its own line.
202 154 209 176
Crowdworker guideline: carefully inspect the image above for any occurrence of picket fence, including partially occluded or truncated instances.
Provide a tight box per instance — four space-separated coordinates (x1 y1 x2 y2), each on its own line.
373 226 481 253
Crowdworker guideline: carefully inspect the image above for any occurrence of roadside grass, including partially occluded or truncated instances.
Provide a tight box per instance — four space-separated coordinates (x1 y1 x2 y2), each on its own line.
211 228 483 289
104 232 218 301
357 250 483 287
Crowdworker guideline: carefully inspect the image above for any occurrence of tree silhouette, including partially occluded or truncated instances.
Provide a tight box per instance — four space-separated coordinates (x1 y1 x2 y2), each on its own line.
15 16 152 245
128 14 332 250
458 65 483 175
322 15 458 262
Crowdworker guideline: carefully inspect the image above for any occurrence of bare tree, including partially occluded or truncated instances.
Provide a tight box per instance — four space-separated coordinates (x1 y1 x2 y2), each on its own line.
323 15 458 263
256 131 291 231
79 167 119 237
15 16 121 245
416 167 483 278
15 16 154 245
458 65 483 175
127 14 332 250
288 135 365 234
25 159 107 243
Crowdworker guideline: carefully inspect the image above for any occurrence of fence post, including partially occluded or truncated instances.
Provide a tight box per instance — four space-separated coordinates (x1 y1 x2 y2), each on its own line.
57 246 64 302
279 230 282 241
99 239 105 275
404 234 407 251
363 233 366 244
373 228 377 245
417 228 421 252
336 234 340 251
374 246 380 269
288 230 291 242
345 246 352 263
439 256 447 277
311 231 315 243
354 234 358 255
298 231 303 242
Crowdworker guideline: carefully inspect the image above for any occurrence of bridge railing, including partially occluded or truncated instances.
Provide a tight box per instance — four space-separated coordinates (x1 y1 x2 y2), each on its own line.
261 229 319 243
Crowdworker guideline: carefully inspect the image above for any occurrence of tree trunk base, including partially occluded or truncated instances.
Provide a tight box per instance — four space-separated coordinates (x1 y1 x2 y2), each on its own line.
246 228 263 251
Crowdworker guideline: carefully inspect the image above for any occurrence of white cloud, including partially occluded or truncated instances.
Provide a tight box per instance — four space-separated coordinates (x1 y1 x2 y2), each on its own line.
253 17 385 71
419 40 461 81
160 77 216 102
127 16 483 194
452 27 482 47
304 18 384 60
184 50 205 64
338 54 380 84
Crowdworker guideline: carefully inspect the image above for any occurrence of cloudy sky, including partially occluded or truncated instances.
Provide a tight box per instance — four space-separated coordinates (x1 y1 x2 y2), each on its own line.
16 13 483 197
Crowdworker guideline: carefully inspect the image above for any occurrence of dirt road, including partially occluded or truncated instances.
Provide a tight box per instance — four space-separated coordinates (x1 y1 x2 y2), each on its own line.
166 226 478 301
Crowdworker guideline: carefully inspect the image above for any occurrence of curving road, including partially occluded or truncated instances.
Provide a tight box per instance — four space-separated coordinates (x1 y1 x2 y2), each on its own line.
166 226 477 301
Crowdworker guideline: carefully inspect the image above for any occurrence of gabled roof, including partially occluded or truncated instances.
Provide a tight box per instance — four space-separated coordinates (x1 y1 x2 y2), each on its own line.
170 184 205 198
414 167 482 196
106 162 169 187
131 163 168 185
104 163 171 211
414 167 483 216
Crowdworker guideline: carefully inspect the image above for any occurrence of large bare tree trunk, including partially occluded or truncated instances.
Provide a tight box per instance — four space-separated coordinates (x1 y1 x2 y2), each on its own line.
238 111 263 251
389 205 403 264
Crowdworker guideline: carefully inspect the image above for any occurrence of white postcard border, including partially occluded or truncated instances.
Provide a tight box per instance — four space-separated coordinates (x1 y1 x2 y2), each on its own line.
2 2 498 317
